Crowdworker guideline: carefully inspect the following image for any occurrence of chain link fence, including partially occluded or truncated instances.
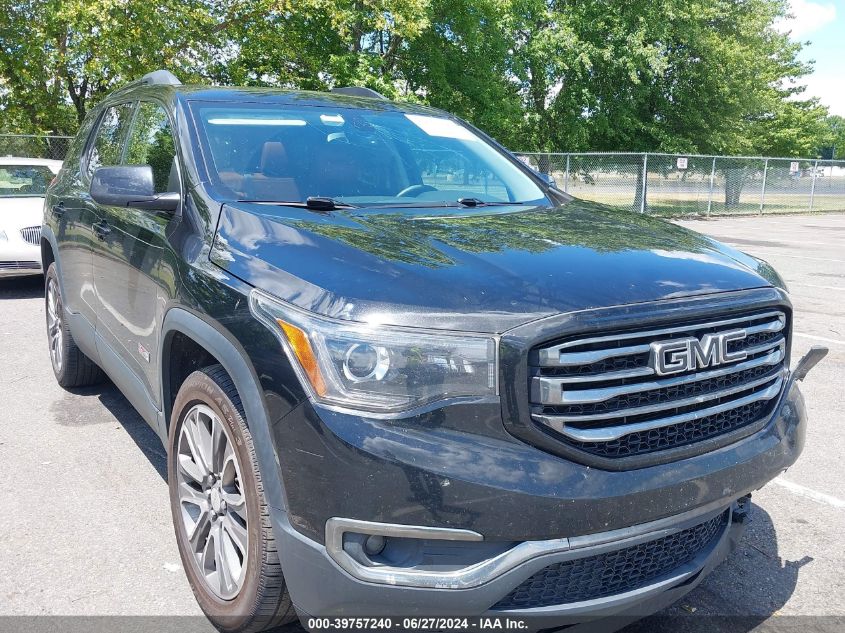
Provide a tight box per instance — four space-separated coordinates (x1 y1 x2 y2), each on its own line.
4 137 843 216
517 152 845 216
0 134 73 161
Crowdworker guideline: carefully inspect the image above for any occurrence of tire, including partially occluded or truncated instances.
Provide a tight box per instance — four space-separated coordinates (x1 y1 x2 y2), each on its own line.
168 365 295 632
45 263 103 388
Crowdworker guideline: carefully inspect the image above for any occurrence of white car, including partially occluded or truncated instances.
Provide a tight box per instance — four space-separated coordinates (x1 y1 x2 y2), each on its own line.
0 157 62 277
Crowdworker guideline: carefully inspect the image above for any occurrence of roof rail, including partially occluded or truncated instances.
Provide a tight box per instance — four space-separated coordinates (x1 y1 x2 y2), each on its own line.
118 70 182 92
331 86 387 100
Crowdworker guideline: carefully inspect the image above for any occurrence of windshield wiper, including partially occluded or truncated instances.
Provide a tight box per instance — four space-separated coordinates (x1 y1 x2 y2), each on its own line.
305 196 358 210
457 197 525 207
357 201 463 209
238 197 358 210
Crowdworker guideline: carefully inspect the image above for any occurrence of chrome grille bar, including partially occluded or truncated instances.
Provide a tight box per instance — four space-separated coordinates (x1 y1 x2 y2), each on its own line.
537 311 785 367
535 370 784 424
529 309 789 456
20 226 41 246
535 376 785 442
533 341 784 405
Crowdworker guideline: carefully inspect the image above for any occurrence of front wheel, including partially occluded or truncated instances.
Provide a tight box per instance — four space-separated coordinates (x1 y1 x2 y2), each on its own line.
44 263 102 388
168 365 295 632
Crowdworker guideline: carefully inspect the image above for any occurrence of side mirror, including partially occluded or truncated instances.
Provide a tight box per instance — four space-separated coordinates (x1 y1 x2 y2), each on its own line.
91 165 180 213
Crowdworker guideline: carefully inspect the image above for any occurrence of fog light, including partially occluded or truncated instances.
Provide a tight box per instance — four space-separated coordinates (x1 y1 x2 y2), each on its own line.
364 534 387 556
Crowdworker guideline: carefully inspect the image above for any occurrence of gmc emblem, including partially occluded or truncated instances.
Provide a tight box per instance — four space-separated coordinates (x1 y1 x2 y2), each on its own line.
649 329 748 376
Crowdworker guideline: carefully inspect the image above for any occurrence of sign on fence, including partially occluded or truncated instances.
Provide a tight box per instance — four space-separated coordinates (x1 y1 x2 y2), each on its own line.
676 157 688 170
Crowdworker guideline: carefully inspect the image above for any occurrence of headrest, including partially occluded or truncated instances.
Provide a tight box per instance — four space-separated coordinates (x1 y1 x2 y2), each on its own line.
260 141 289 177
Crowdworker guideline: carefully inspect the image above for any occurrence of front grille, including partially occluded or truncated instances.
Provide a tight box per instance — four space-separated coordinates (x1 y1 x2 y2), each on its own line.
0 261 41 270
494 511 728 609
529 310 788 460
20 226 41 245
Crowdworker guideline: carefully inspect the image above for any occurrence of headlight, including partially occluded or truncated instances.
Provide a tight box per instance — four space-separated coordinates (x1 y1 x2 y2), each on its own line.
249 289 498 415
0 230 7 242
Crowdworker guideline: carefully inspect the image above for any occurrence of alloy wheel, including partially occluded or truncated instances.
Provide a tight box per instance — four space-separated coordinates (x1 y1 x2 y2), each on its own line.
46 277 63 372
176 404 249 600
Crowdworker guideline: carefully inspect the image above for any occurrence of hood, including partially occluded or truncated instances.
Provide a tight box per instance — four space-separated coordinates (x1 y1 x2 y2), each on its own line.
211 199 778 332
0 197 44 231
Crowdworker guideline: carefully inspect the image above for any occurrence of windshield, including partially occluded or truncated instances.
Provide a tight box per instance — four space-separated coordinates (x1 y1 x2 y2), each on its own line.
0 165 54 198
190 103 547 207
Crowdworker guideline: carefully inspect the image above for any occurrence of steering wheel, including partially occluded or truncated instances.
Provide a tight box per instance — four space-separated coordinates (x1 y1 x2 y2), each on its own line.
396 184 438 198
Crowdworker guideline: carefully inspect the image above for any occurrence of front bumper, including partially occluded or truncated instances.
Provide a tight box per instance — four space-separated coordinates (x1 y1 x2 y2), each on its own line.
272 498 747 626
269 376 806 623
0 240 42 277
0 262 43 277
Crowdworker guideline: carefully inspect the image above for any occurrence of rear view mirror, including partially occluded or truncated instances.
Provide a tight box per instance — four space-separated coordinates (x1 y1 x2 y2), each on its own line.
90 165 179 212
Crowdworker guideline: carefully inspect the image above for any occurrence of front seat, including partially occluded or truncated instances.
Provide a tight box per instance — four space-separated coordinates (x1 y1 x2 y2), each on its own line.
242 141 301 202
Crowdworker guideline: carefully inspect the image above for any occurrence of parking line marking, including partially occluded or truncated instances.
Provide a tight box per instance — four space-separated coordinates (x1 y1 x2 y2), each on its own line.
750 253 845 264
794 332 845 346
772 477 845 509
722 241 840 249
787 282 845 292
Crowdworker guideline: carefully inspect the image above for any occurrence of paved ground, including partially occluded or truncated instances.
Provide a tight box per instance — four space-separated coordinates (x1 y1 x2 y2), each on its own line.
624 213 845 631
0 213 843 631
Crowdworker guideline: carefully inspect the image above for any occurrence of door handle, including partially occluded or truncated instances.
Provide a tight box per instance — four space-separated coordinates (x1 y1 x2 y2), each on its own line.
93 221 111 240
52 204 65 218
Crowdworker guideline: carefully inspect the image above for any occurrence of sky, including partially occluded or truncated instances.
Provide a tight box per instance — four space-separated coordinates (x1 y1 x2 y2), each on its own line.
777 0 845 116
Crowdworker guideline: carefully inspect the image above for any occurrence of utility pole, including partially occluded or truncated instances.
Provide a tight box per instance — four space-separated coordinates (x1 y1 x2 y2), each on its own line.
640 153 648 214
759 159 769 215
706 156 717 217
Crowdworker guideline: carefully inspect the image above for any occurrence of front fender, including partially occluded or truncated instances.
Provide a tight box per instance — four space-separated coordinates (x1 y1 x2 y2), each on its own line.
160 307 289 513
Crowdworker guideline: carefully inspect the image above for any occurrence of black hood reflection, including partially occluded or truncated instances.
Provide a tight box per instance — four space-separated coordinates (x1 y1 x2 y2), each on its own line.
212 199 776 332
291 203 716 267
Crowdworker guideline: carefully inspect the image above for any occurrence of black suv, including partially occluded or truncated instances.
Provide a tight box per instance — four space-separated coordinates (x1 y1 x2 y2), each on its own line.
41 70 824 631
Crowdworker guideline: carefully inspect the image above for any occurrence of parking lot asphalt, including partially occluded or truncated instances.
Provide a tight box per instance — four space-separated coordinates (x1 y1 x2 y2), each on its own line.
0 212 842 631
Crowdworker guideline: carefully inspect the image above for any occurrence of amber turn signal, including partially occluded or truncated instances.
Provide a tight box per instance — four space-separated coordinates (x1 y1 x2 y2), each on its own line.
276 318 328 397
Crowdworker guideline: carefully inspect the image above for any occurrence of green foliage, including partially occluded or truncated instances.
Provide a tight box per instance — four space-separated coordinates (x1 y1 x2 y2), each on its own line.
819 115 845 159
0 0 833 156
0 0 221 133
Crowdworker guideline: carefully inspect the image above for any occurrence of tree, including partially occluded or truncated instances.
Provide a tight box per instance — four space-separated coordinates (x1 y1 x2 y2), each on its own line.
0 0 833 161
212 0 432 98
0 0 221 133
819 115 845 160
400 0 524 146
491 0 829 156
